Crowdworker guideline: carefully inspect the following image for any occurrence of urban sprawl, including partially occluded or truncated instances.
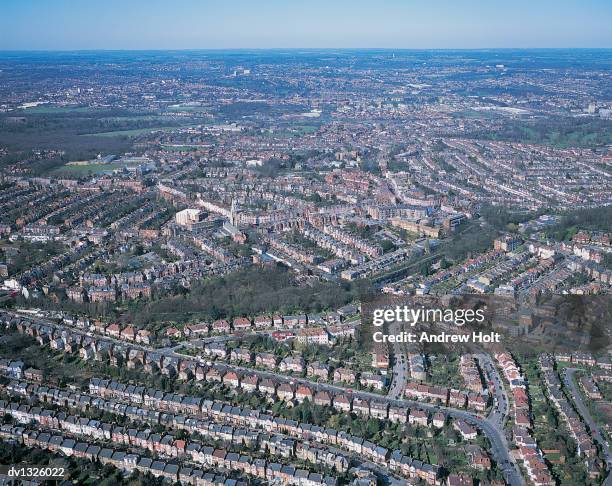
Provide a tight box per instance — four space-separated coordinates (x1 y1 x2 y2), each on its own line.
0 49 610 486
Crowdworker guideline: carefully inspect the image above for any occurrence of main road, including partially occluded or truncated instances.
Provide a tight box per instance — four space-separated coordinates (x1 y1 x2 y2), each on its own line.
475 353 509 429
387 320 409 400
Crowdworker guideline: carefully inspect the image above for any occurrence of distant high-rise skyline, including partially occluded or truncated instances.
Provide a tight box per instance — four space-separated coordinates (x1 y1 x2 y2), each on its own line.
0 0 611 50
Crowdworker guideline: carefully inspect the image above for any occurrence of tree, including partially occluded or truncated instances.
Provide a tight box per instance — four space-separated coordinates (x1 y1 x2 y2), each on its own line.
419 260 431 276
380 239 395 253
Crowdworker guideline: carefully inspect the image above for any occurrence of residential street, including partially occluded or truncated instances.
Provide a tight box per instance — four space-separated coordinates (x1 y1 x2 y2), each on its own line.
11 310 525 486
563 368 611 467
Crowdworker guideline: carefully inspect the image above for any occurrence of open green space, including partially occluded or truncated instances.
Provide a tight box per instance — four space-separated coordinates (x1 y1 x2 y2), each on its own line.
465 117 612 149
81 125 193 137
19 105 96 114
289 124 321 135
160 144 201 151
120 265 368 326
166 105 212 113
50 162 127 175
1 241 66 275
428 354 462 388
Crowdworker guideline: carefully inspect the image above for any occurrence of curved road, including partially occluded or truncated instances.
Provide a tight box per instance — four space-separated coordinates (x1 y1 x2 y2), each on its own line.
563 368 611 474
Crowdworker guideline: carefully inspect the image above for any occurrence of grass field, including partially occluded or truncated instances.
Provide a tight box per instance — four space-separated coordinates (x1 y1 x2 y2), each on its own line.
160 144 201 151
101 115 167 122
81 125 192 137
20 105 95 114
166 105 212 113
51 163 122 175
51 161 140 176
291 124 320 134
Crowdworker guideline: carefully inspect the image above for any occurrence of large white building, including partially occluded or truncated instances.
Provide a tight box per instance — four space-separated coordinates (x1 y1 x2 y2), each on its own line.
175 208 203 228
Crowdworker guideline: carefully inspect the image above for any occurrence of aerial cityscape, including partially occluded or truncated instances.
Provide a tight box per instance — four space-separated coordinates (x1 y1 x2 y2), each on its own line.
0 2 611 486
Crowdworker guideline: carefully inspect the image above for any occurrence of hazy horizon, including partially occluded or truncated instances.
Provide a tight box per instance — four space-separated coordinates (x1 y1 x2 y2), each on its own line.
2 47 612 53
1 0 611 50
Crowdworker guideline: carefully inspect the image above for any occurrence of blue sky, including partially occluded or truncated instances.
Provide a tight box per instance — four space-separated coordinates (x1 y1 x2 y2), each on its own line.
1 0 611 50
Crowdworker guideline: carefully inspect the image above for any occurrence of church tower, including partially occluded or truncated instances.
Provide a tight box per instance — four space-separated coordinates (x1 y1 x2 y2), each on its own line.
230 198 237 226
